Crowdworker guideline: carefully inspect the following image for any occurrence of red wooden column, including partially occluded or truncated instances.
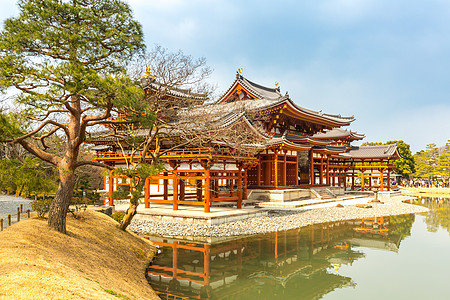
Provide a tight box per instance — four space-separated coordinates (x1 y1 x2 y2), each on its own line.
309 150 314 185
326 156 330 186
237 168 242 209
343 170 347 191
295 151 299 186
361 170 365 191
204 168 211 213
144 177 150 208
257 155 261 187
243 168 248 200
108 170 114 206
274 150 278 188
172 171 178 210
179 172 185 201
351 168 355 190
282 151 287 187
319 154 324 185
339 167 342 187
379 169 384 192
163 172 168 201
387 168 391 191
331 168 335 186
229 171 234 197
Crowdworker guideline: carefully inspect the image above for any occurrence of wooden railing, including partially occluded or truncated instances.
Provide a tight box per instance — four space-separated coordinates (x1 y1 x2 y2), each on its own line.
95 148 256 160
0 204 32 231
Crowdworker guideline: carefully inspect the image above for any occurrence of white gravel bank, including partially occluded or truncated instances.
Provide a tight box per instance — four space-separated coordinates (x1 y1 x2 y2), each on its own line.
129 195 428 237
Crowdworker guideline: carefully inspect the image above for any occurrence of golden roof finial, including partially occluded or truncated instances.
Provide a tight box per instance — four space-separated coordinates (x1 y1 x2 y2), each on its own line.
238 68 243 74
275 81 279 87
141 66 156 79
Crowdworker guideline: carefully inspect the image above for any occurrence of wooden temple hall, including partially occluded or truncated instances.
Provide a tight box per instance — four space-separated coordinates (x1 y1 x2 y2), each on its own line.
91 71 401 212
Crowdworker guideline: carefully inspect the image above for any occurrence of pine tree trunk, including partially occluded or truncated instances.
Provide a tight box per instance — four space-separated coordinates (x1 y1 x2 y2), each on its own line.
119 201 138 230
48 171 75 234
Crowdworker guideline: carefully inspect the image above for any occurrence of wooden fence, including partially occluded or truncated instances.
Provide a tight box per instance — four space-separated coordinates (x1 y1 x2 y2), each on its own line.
0 204 32 231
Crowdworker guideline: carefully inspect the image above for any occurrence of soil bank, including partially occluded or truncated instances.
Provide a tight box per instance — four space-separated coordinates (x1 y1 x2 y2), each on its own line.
0 210 159 300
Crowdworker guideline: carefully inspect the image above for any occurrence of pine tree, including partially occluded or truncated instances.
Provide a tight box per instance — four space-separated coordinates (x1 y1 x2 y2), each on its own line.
0 0 145 233
438 140 450 185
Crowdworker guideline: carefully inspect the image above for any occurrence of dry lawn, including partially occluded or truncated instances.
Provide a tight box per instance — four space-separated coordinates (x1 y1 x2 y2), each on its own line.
402 187 450 197
0 210 159 300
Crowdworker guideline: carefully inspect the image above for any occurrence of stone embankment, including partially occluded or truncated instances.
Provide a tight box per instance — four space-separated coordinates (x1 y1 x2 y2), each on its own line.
130 195 428 238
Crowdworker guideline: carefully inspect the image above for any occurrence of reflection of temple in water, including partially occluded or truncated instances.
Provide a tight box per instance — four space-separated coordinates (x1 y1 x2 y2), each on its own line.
146 216 407 300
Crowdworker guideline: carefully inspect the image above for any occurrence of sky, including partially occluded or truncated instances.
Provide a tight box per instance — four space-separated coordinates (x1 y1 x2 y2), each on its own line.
1 0 449 153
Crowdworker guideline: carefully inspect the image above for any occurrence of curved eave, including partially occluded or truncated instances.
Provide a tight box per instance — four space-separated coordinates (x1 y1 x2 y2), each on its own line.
350 132 366 140
275 134 331 146
314 146 348 155
255 98 354 127
267 139 313 151
314 133 365 141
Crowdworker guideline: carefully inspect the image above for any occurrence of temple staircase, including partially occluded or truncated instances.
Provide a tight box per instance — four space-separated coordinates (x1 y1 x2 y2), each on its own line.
310 187 336 200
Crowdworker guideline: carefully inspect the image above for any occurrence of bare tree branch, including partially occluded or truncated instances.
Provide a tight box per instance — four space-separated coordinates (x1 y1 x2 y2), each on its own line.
11 120 69 143
16 140 60 166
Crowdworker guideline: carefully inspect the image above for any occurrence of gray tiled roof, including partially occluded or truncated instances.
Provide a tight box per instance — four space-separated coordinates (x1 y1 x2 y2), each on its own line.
141 77 208 100
238 75 283 100
312 128 365 140
338 145 401 159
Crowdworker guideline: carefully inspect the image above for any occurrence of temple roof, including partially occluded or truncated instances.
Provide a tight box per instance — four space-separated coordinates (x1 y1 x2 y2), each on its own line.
141 77 208 101
215 73 355 127
312 128 365 141
338 145 401 160
218 72 283 102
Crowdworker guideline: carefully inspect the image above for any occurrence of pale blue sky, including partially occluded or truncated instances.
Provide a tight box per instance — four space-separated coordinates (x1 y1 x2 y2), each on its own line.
1 0 449 153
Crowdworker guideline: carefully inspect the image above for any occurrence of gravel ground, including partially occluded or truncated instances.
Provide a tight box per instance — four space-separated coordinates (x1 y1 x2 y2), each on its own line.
129 195 428 238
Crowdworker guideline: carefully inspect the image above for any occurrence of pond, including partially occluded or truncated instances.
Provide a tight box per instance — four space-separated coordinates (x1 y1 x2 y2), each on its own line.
0 194 32 226
145 196 450 300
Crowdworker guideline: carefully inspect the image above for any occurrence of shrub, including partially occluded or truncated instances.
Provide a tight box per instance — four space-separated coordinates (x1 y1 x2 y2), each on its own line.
31 197 53 218
111 212 126 223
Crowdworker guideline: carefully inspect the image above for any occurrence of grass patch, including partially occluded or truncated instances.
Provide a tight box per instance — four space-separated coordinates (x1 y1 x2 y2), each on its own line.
103 288 131 299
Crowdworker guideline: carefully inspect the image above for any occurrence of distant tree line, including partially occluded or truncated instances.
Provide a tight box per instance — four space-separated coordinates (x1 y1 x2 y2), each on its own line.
413 141 450 184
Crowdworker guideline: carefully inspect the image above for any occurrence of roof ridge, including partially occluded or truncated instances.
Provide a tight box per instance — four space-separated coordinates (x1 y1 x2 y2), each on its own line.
241 76 281 94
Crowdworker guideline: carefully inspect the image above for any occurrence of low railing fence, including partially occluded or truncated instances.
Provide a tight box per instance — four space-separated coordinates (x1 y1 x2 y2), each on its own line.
0 204 32 232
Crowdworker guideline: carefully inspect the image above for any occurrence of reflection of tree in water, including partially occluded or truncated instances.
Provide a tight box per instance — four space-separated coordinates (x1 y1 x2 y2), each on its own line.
413 197 450 234
390 214 415 239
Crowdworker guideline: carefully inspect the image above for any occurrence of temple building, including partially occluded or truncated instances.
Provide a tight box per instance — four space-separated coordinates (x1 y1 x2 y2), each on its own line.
90 71 401 211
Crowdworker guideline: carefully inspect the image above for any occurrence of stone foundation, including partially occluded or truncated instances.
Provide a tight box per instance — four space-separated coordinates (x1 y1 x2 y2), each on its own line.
248 188 312 202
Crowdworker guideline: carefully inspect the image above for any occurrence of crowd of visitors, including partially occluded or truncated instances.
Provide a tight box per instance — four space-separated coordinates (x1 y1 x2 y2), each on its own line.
402 179 449 188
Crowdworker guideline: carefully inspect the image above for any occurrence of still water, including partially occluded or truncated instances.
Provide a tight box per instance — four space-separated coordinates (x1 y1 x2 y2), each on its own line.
146 197 450 300
0 194 32 222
